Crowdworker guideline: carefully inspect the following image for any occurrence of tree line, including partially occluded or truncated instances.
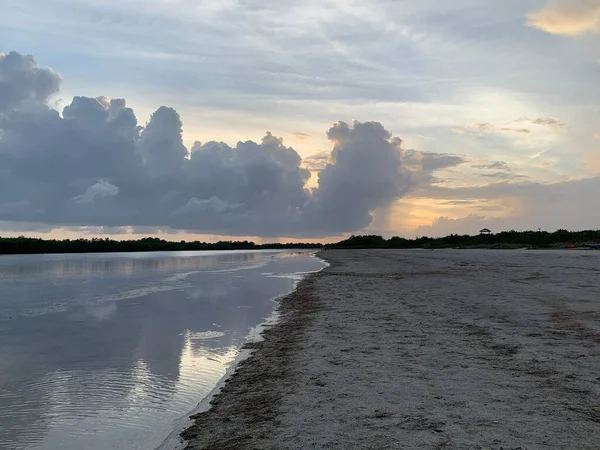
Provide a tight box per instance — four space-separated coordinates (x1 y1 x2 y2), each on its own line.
0 237 322 255
325 229 600 249
2 229 600 255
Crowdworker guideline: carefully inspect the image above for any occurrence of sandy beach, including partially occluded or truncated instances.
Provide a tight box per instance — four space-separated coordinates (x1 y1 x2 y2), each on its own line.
181 249 600 450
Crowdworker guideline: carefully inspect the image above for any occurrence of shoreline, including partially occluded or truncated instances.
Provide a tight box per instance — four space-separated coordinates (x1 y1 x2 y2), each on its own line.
157 252 329 450
178 249 600 449
178 269 326 448
156 311 281 450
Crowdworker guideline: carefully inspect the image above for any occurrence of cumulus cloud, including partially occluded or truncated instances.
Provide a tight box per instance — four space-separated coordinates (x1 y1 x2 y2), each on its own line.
307 121 412 232
0 51 465 237
138 106 189 178
0 51 61 114
527 0 600 36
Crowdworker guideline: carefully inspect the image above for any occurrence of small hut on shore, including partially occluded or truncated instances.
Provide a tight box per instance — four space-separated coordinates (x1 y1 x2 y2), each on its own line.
479 228 492 235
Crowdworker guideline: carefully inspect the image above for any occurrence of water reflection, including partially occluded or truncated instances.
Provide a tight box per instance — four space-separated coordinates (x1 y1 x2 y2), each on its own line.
0 251 262 280
0 250 324 450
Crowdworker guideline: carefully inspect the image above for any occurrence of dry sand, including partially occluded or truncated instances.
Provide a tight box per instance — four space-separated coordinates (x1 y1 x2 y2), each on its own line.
180 249 600 449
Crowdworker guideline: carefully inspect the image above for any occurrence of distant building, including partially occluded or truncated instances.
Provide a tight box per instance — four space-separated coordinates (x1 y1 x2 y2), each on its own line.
479 228 492 235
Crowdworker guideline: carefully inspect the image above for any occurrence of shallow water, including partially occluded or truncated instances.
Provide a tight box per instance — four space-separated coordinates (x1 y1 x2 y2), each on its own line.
0 250 325 450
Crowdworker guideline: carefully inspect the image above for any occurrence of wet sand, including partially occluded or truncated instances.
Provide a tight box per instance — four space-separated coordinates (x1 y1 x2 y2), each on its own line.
181 249 600 449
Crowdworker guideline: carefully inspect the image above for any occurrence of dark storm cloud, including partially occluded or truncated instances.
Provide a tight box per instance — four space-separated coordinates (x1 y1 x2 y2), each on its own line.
0 51 464 237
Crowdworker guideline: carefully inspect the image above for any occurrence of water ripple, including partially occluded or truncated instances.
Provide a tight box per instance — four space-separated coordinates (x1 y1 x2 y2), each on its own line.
0 250 326 450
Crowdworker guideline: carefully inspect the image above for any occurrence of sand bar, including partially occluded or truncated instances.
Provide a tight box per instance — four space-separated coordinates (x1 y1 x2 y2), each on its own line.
181 249 600 449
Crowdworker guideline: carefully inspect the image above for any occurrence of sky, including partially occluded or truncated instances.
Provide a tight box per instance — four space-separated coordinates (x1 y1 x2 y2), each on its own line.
1 0 599 242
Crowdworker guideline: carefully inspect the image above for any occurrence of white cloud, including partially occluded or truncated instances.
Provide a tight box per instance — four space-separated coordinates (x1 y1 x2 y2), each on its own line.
72 180 119 204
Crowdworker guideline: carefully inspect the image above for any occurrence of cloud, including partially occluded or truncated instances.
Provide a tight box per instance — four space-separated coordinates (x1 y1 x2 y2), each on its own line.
290 132 310 140
306 121 414 232
411 152 467 173
415 175 600 236
527 0 600 36
455 117 569 141
479 172 529 180
531 117 568 129
0 51 61 114
416 176 600 233
471 161 511 171
516 116 569 130
594 133 600 139
440 200 478 206
138 106 189 178
453 123 530 136
415 215 489 237
0 220 56 233
498 127 531 135
72 180 119 204
0 201 32 215
0 51 465 237
172 196 241 216
399 150 466 187
302 152 330 171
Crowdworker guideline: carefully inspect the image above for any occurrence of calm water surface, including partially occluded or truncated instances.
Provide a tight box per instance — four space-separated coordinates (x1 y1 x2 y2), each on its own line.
0 250 325 450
